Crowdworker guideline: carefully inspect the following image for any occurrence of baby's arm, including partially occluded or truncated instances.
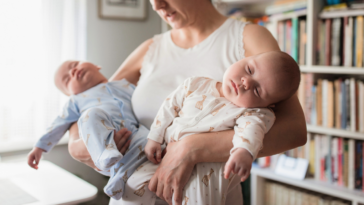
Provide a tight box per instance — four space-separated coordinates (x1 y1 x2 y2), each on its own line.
28 98 80 169
224 108 275 181
145 78 190 163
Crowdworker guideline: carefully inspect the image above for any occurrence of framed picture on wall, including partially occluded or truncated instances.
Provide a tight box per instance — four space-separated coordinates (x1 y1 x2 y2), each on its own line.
98 0 147 20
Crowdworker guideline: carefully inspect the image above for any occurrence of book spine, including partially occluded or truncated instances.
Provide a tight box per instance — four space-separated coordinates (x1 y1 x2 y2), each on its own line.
292 17 299 62
349 139 355 189
331 18 341 66
341 80 347 129
346 79 351 130
325 19 332 66
355 141 363 189
356 16 363 67
344 17 353 67
344 139 349 187
350 78 356 131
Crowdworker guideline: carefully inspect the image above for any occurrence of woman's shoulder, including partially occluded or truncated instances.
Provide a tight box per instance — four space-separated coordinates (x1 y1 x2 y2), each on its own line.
242 23 280 57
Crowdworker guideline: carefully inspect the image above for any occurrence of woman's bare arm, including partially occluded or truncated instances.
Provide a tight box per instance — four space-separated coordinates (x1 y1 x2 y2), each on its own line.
68 38 153 165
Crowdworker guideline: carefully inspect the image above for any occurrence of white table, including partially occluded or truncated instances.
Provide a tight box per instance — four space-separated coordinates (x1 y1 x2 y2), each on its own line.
0 160 97 205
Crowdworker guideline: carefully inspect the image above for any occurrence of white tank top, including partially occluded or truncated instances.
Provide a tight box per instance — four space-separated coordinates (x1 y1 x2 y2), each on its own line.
132 18 248 128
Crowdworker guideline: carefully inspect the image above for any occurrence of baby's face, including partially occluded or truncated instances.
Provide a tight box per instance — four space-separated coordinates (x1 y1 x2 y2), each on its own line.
222 52 291 108
55 61 107 95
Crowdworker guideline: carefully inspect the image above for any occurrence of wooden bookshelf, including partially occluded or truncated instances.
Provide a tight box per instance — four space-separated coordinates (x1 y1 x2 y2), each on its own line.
215 0 364 204
300 66 364 74
270 9 307 21
251 167 364 205
214 0 272 4
320 9 364 19
307 125 364 140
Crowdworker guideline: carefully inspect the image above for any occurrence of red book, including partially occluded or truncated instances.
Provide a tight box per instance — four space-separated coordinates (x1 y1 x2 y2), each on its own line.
338 138 343 186
325 19 332 66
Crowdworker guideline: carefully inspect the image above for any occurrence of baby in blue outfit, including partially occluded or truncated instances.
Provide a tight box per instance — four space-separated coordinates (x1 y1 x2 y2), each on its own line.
27 61 148 199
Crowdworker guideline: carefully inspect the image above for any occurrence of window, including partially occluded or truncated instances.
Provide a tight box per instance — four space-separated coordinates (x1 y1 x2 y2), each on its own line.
0 0 86 152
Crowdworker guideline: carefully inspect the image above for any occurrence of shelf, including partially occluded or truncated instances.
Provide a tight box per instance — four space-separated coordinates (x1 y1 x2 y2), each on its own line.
251 167 364 203
320 9 364 19
300 65 364 74
269 9 307 21
307 125 364 140
214 0 272 4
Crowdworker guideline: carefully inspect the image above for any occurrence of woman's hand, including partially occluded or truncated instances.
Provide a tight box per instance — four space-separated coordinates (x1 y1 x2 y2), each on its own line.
68 123 131 170
148 141 195 205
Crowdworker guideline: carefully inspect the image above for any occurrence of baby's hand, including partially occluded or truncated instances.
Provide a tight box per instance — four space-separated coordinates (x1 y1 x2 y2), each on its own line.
27 147 45 170
144 139 162 164
224 148 253 182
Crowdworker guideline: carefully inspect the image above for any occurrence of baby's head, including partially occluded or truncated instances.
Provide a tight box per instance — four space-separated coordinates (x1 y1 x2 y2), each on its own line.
222 51 300 108
55 60 108 96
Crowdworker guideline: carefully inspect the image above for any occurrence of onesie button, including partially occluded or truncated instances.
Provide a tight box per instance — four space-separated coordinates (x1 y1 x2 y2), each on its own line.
215 99 219 103
195 117 199 121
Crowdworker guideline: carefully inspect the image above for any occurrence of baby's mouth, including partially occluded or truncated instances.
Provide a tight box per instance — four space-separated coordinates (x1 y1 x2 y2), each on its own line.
231 80 238 95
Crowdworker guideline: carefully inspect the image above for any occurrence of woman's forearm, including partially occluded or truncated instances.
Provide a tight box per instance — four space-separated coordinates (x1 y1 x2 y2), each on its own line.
183 130 234 164
68 123 94 164
257 94 307 157
184 95 307 163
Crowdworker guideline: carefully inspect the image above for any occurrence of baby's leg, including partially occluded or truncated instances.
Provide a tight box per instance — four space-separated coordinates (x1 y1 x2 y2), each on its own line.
175 162 241 205
113 160 159 204
104 125 154 200
78 108 122 170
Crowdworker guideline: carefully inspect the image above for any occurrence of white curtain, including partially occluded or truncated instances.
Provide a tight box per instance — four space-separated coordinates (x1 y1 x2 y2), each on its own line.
0 0 87 152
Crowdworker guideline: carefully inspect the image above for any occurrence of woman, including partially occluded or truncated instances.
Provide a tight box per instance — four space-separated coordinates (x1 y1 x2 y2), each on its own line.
68 0 307 204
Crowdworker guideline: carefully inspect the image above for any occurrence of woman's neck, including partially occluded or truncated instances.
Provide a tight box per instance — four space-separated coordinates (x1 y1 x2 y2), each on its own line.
170 4 227 49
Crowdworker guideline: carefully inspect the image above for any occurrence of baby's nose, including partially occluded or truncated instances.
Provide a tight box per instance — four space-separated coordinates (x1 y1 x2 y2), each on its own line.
69 68 77 77
241 78 251 90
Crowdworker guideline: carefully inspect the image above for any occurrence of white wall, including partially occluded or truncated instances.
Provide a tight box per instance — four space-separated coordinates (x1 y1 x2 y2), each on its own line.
86 0 162 78
3 0 162 203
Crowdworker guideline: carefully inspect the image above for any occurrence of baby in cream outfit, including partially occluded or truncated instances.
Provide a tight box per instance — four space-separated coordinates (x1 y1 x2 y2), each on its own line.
120 50 300 205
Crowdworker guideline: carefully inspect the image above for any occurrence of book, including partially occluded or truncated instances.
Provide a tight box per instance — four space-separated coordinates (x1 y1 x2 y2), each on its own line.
291 17 299 62
350 78 356 131
332 137 338 184
334 79 342 129
327 80 334 128
317 79 323 126
349 139 355 189
299 19 306 65
317 20 326 65
278 21 285 51
315 134 321 181
360 81 364 132
286 20 292 55
356 16 364 67
353 17 357 67
345 79 351 130
338 138 343 186
331 18 342 66
341 80 347 129
355 141 362 189
325 19 332 66
322 80 329 127
311 86 317 125
344 17 353 67
305 73 314 123
344 139 349 187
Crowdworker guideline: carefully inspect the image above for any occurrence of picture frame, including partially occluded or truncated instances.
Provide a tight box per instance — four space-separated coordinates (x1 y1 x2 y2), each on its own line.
98 0 147 20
